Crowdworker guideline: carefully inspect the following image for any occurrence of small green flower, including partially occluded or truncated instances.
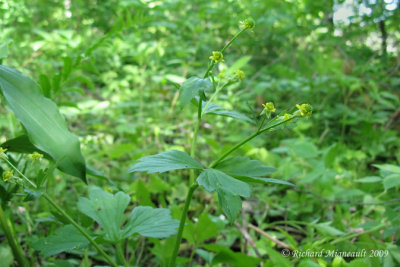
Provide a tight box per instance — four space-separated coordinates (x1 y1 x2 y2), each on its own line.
2 170 13 182
296 104 312 117
29 152 43 160
233 70 245 82
209 51 224 63
240 18 255 31
262 102 276 113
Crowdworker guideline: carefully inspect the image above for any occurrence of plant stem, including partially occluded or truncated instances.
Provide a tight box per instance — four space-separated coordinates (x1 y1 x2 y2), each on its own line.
330 224 386 245
221 28 246 54
209 117 294 168
42 193 119 267
3 157 36 188
0 205 30 267
1 159 118 267
170 184 199 267
116 242 128 267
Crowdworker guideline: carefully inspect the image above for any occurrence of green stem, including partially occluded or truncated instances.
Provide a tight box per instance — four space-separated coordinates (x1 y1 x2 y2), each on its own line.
330 224 386 245
221 28 246 54
170 184 199 267
116 242 128 267
42 193 118 267
0 205 30 267
210 117 294 168
1 158 118 267
3 157 36 188
203 28 246 78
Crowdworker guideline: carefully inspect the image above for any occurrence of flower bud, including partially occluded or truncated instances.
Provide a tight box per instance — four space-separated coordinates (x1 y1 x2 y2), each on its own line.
29 152 44 160
233 70 245 82
295 104 312 117
2 170 13 182
240 18 255 31
209 51 224 63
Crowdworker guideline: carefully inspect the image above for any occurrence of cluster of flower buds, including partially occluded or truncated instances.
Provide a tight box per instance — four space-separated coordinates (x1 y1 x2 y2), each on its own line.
29 152 43 160
2 170 13 182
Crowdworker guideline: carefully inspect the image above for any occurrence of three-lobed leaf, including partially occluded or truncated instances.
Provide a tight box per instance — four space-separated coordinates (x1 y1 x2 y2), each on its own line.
128 150 203 174
78 187 179 242
0 65 86 181
197 169 250 198
215 156 294 186
122 206 179 239
33 225 90 257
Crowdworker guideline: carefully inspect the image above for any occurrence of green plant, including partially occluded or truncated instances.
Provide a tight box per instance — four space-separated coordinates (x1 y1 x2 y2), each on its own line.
128 18 312 267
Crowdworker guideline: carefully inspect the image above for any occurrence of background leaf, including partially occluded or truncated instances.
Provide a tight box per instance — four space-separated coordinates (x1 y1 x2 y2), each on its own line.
78 187 179 242
32 225 90 257
122 206 179 239
77 187 130 242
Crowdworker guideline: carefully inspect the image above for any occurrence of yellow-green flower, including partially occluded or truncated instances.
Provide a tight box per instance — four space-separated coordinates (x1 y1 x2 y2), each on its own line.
233 70 245 82
29 152 43 160
262 102 276 113
218 71 226 79
240 18 255 31
296 104 312 117
2 170 13 182
209 51 224 63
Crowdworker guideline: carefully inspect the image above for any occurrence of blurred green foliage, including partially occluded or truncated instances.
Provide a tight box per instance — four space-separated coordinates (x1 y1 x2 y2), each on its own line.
0 0 400 266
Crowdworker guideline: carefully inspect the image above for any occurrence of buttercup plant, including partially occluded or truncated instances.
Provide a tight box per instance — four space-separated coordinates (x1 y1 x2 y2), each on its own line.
0 17 312 267
128 18 312 267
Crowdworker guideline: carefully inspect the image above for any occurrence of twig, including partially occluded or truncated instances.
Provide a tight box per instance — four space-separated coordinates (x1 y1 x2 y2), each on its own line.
248 224 292 250
234 222 262 258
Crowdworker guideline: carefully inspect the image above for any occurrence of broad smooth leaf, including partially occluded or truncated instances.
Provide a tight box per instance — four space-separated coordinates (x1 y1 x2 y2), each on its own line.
122 206 179 239
179 77 212 106
197 169 250 198
33 225 90 257
78 187 178 242
128 150 203 174
1 135 106 181
0 66 86 181
202 101 254 124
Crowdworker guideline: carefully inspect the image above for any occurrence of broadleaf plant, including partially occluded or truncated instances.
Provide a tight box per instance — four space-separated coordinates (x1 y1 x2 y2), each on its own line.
77 187 179 242
128 18 312 267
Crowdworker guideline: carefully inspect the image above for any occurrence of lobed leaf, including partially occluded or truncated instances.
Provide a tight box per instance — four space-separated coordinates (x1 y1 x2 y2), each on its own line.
128 150 203 174
78 187 179 242
122 206 179 239
197 169 250 198
32 225 90 257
